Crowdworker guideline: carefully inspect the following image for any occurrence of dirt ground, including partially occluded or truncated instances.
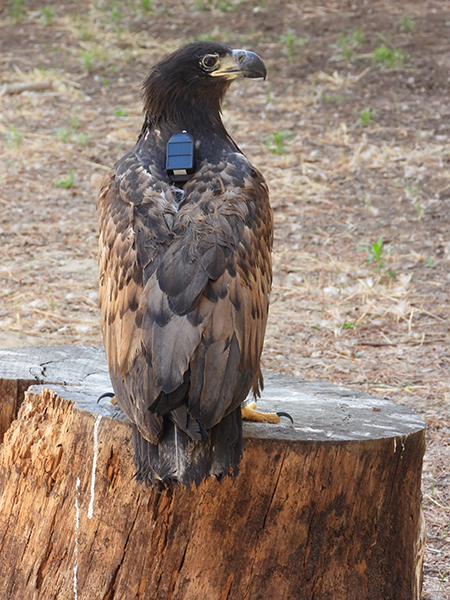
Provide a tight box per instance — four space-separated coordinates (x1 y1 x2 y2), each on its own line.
1 0 449 596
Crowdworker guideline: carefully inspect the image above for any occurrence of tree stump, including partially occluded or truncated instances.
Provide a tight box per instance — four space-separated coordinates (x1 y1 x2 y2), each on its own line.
0 346 426 600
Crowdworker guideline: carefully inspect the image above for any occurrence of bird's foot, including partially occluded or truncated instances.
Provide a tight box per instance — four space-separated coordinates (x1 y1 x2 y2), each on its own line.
97 392 118 406
241 401 293 424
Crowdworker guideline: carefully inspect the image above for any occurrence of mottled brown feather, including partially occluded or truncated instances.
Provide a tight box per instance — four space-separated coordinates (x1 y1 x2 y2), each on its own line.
98 41 272 487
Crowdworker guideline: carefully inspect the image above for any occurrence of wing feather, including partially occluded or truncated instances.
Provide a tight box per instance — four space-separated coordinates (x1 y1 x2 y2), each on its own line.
99 149 272 453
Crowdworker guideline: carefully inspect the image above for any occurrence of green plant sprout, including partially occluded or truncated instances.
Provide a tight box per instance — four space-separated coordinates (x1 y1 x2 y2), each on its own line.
75 132 91 146
110 2 122 25
399 15 416 33
70 117 81 130
366 236 384 273
47 285 56 312
82 51 95 72
54 119 90 145
139 0 152 12
359 237 396 278
114 107 130 117
54 170 75 189
9 0 27 21
55 127 71 142
38 5 56 26
264 130 293 155
279 32 309 63
4 126 24 147
320 93 343 103
359 108 376 127
333 28 365 61
371 44 406 68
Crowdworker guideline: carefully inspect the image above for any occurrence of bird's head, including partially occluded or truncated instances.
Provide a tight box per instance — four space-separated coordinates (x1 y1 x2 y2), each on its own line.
142 41 266 129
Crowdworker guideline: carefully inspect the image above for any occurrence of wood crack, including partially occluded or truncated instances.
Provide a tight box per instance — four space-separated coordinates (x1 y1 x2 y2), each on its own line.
261 448 286 530
101 501 141 600
242 447 287 600
35 511 58 590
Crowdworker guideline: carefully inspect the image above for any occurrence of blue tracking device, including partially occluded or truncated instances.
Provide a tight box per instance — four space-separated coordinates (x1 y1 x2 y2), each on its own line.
166 131 195 183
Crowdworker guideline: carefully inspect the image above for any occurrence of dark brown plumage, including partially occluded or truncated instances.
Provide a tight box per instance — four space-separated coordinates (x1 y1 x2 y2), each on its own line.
98 41 272 489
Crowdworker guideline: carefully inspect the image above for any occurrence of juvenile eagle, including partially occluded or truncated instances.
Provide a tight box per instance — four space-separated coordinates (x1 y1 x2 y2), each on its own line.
98 41 273 489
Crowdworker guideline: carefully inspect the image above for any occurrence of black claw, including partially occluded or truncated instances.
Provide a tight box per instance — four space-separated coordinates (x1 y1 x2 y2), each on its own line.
97 391 115 404
277 411 294 424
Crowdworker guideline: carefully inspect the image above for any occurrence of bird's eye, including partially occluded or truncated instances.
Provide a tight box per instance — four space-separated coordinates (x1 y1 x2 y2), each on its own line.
201 54 219 71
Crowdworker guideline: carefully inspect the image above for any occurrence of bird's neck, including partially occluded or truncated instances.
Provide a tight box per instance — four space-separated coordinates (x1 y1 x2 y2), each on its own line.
145 106 228 139
139 106 237 158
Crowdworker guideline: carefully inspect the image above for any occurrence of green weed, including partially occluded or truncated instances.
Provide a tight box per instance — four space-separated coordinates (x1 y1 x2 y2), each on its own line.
70 117 81 130
9 0 27 21
74 132 91 146
54 119 90 146
217 0 237 10
320 93 343 103
47 286 56 312
359 237 396 278
38 5 57 25
399 15 416 33
55 127 71 142
333 28 365 61
110 2 122 25
114 107 130 117
5 126 24 147
139 0 153 12
371 44 406 68
82 50 95 72
359 107 376 127
279 32 309 63
54 170 75 189
365 237 384 273
264 130 293 155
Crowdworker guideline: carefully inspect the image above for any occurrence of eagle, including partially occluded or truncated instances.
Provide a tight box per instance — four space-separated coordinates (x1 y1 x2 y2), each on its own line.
98 41 278 490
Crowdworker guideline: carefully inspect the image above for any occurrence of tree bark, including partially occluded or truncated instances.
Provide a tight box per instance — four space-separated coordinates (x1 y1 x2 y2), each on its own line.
0 346 426 600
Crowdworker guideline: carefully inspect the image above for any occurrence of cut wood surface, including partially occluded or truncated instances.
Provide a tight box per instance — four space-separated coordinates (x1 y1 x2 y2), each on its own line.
0 346 426 600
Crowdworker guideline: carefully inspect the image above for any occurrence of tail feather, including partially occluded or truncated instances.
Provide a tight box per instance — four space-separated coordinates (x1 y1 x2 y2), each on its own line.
132 408 243 489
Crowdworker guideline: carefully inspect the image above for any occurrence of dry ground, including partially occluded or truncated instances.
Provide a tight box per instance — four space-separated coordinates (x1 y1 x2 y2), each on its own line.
1 0 449 597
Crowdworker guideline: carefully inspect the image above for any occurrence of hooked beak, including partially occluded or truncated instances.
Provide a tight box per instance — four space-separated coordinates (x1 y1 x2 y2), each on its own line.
211 49 267 80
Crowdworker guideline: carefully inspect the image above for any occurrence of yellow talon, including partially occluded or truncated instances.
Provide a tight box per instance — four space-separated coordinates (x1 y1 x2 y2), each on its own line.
241 401 281 424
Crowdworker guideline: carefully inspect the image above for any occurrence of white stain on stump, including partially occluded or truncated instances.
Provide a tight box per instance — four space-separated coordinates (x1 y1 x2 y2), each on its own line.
88 414 102 520
74 477 81 600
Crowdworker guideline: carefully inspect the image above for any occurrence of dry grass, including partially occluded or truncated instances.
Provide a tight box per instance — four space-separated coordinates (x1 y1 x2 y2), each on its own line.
1 0 449 596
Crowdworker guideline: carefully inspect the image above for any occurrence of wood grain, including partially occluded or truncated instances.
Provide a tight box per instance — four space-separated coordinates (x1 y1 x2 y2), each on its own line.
0 346 426 599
